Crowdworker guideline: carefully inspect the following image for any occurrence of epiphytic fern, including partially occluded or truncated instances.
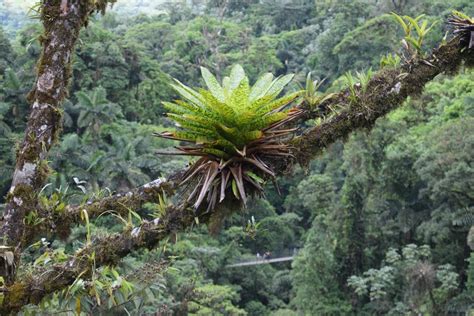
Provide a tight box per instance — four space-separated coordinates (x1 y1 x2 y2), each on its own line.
157 65 302 211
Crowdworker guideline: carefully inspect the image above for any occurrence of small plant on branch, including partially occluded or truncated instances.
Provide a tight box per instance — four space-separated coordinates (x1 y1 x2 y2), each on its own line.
380 53 401 69
343 68 374 104
300 72 335 109
156 65 303 211
447 10 474 49
391 13 439 58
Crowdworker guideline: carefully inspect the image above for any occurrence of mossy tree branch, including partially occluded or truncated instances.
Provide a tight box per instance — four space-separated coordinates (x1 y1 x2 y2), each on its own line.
290 36 473 165
12 31 474 250
0 0 116 283
25 177 178 243
0 204 193 314
37 36 473 241
1 192 245 314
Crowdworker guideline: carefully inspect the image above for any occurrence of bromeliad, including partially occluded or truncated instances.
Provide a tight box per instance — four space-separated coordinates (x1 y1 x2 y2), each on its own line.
448 11 474 49
156 65 303 211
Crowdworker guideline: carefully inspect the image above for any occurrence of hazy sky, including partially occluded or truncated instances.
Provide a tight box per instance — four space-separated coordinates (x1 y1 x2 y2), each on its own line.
2 0 35 10
1 0 171 14
1 0 172 37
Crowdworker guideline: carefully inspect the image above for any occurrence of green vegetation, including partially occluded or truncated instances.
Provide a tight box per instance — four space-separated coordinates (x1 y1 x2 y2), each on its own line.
158 65 301 209
0 0 473 314
161 65 299 157
392 13 439 56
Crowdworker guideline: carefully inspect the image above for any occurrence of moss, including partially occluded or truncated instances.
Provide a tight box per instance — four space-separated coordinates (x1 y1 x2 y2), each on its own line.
2 282 28 314
434 38 464 75
8 184 34 203
36 160 50 186
55 215 72 240
464 47 474 68
207 202 238 235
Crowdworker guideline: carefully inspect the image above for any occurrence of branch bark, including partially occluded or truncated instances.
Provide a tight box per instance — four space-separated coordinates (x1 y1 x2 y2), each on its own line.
0 0 117 285
0 1 93 275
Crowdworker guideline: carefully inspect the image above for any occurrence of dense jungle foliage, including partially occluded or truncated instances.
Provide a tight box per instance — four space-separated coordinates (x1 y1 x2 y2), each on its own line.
0 0 473 314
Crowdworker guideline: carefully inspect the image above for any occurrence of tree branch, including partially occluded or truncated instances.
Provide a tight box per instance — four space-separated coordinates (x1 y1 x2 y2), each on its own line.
291 37 473 165
18 35 474 249
0 1 93 278
0 200 212 314
41 37 472 238
33 177 178 241
0 0 117 284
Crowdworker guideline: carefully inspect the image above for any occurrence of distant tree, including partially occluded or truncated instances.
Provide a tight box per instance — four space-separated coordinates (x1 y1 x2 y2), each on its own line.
292 219 352 314
74 86 123 135
348 244 459 314
0 26 13 75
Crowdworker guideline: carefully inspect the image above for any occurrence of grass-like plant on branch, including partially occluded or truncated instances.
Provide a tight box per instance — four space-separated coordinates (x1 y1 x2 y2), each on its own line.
391 13 439 58
156 65 302 211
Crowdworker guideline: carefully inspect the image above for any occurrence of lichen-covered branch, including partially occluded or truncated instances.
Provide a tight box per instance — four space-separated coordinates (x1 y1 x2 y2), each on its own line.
0 0 116 283
67 178 175 222
36 177 178 241
0 0 89 270
291 37 473 166
0 202 205 314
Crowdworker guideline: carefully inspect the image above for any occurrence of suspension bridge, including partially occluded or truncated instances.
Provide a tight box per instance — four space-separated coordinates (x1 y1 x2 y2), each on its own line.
226 249 299 268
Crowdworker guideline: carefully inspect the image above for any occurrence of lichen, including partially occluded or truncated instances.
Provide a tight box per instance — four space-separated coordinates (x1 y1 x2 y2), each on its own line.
37 69 55 93
13 197 23 206
11 163 35 187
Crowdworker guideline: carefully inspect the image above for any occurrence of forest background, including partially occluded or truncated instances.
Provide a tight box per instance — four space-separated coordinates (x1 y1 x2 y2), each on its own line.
0 0 473 314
